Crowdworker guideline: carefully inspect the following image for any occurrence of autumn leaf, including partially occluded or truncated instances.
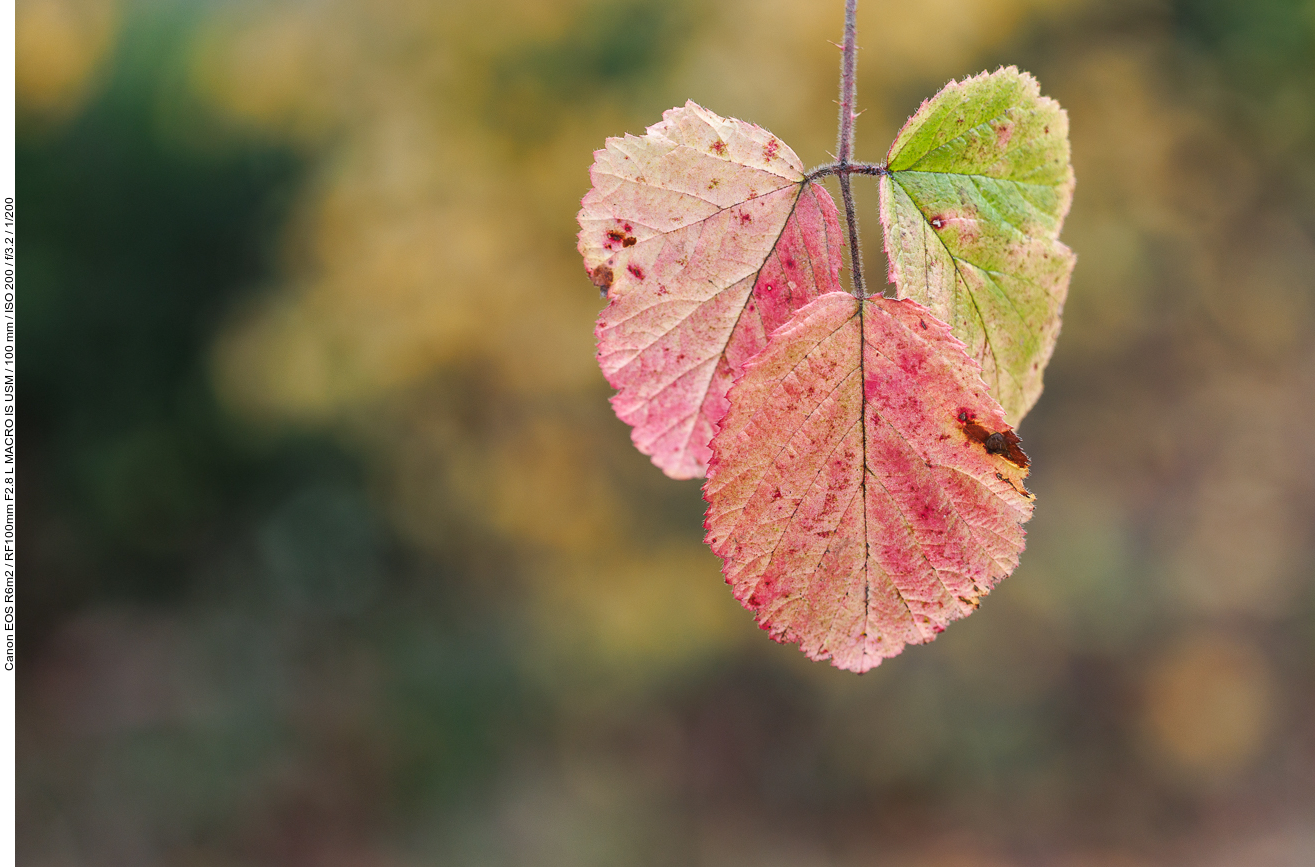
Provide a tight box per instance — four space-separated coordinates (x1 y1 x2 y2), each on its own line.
879 67 1075 425
704 292 1034 672
578 102 845 479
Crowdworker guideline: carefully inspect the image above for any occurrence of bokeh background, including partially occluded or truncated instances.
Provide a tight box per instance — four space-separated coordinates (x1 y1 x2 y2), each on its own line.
15 0 1315 864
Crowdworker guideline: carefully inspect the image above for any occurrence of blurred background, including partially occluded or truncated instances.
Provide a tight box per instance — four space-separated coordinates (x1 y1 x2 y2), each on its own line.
14 0 1315 864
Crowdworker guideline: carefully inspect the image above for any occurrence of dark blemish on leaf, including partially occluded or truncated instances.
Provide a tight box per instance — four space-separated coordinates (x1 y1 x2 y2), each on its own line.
930 216 946 230
919 319 928 329
590 264 614 295
711 140 727 155
1044 125 1049 134
708 178 721 190
605 229 637 248
764 138 780 160
956 411 1030 468
739 212 752 224
635 177 646 183
628 263 646 280
958 595 980 610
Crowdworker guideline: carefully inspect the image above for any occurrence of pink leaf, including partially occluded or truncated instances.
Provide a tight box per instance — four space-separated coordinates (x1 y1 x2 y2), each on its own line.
704 292 1035 672
579 102 845 479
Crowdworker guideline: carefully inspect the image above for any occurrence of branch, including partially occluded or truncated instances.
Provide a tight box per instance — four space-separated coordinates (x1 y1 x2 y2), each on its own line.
835 0 866 298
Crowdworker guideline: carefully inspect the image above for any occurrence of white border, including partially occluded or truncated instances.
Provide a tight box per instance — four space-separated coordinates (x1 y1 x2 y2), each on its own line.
1 0 15 862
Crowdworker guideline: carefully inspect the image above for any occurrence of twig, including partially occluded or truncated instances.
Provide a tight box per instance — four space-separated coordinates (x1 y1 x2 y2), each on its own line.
836 0 865 298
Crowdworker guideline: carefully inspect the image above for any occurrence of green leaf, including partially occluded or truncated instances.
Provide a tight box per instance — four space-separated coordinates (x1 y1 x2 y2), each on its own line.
879 67 1075 425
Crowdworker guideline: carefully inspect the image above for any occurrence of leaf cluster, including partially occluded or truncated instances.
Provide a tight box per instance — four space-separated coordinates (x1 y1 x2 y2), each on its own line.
577 66 1073 671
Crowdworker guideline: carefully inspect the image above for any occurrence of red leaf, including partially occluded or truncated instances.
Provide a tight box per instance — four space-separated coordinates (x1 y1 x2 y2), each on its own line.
579 102 845 479
704 292 1034 672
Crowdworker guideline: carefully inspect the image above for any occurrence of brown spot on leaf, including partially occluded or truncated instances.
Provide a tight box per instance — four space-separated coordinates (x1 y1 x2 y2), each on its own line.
919 318 928 329
930 215 946 230
627 263 646 281
605 228 638 248
708 178 720 189
739 212 752 224
590 264 614 294
764 138 780 161
958 414 1030 469
711 140 727 155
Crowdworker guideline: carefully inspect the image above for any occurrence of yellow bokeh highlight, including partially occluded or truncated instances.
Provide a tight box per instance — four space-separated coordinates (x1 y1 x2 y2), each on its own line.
16 0 119 123
1142 633 1278 778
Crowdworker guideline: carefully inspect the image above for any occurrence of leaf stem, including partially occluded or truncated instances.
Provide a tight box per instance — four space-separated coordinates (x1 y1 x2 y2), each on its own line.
836 0 865 298
805 161 885 181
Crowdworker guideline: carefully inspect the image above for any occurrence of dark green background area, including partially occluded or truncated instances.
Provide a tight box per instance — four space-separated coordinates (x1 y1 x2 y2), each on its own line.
18 12 538 844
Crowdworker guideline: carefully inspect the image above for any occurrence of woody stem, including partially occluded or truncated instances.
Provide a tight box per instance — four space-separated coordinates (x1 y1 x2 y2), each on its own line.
836 0 865 298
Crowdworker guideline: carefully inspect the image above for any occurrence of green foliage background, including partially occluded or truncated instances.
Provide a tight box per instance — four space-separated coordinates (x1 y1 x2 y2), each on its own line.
17 0 1315 864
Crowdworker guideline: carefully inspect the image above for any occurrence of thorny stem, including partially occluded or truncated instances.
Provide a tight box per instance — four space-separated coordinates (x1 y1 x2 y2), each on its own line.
836 0 866 298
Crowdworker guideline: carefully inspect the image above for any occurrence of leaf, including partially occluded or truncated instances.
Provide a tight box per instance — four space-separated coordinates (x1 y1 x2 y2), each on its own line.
704 292 1035 672
879 67 1075 425
578 101 845 479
